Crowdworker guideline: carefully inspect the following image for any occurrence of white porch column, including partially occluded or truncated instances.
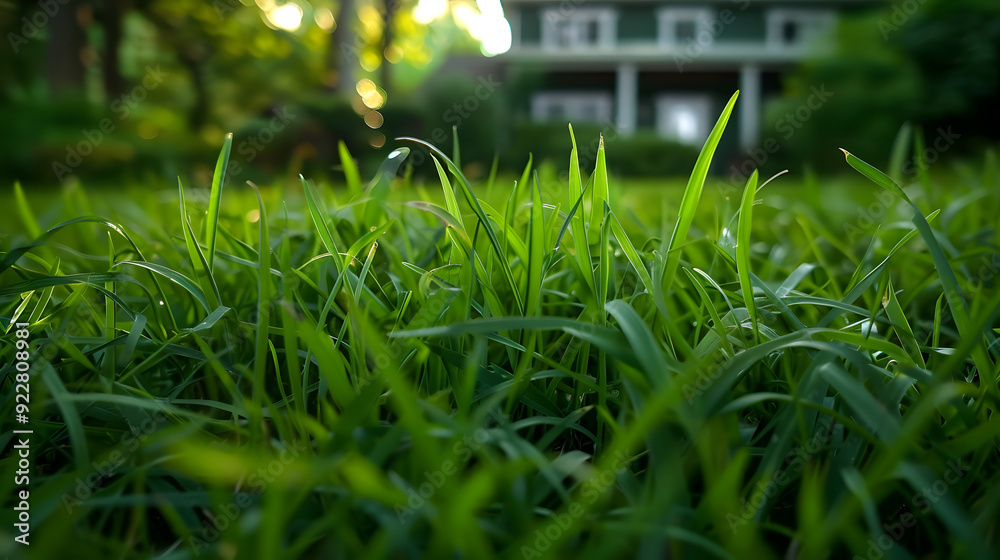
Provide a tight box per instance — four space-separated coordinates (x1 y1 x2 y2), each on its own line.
739 63 762 149
615 63 638 135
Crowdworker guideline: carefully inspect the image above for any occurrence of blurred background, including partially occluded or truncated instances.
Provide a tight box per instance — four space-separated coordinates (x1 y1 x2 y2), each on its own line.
0 0 997 187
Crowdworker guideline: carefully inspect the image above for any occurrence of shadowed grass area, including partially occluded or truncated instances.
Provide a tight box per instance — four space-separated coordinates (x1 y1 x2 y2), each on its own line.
2 95 999 559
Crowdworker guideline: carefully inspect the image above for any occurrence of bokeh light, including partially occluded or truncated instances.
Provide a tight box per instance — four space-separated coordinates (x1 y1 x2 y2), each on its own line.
314 8 336 31
384 44 403 64
267 3 304 32
356 79 386 109
364 110 384 129
453 0 511 56
414 0 448 25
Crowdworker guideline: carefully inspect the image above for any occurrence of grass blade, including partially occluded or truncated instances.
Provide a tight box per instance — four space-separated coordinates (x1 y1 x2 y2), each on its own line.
737 170 760 344
661 91 739 296
205 133 233 271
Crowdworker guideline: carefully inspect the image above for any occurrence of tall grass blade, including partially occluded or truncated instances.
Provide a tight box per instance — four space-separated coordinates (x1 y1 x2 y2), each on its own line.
661 91 739 296
737 170 760 344
205 133 233 271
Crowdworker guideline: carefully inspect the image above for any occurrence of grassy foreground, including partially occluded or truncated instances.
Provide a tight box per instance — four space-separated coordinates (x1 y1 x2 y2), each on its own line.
2 93 1000 559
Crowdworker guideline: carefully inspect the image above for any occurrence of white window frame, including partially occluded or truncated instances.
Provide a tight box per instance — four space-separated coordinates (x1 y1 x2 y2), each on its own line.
766 9 835 49
655 94 712 145
541 7 617 50
531 92 614 124
658 8 715 48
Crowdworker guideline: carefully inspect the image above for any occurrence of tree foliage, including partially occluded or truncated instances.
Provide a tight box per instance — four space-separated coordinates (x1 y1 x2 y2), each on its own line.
766 0 1000 170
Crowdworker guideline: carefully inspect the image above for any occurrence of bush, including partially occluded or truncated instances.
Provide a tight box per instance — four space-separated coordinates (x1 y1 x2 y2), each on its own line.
609 132 700 177
507 121 699 177
420 72 502 171
766 0 1000 170
255 95 428 181
0 92 205 186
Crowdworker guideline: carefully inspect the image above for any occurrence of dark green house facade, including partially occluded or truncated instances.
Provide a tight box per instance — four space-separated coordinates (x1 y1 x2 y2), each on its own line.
499 0 873 150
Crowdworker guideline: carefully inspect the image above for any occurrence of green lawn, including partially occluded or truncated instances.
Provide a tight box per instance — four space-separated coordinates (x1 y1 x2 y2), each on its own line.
2 106 999 560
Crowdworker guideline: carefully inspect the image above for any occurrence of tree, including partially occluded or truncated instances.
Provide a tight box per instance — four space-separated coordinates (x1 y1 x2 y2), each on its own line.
44 0 88 95
98 0 128 98
768 0 1000 171
331 0 358 95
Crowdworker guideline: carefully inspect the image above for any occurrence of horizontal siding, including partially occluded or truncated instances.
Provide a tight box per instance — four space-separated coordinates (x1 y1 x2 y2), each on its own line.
618 6 658 43
521 6 541 45
715 6 768 43
516 4 788 46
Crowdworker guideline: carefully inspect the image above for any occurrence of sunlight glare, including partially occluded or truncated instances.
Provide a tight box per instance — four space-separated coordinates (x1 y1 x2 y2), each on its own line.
453 0 511 56
268 3 303 31
414 0 448 24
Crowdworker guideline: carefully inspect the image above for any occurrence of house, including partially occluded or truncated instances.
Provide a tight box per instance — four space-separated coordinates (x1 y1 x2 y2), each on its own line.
498 0 872 150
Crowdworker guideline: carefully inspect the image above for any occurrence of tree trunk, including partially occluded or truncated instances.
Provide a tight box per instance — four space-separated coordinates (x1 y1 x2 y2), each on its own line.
100 0 127 99
134 4 210 130
178 54 208 130
330 0 356 95
379 0 393 93
45 0 87 95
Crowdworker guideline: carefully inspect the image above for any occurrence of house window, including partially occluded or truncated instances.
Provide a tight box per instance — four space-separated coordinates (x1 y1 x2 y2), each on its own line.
658 8 714 47
767 9 834 48
541 8 616 49
782 21 798 43
655 95 712 145
532 92 614 124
